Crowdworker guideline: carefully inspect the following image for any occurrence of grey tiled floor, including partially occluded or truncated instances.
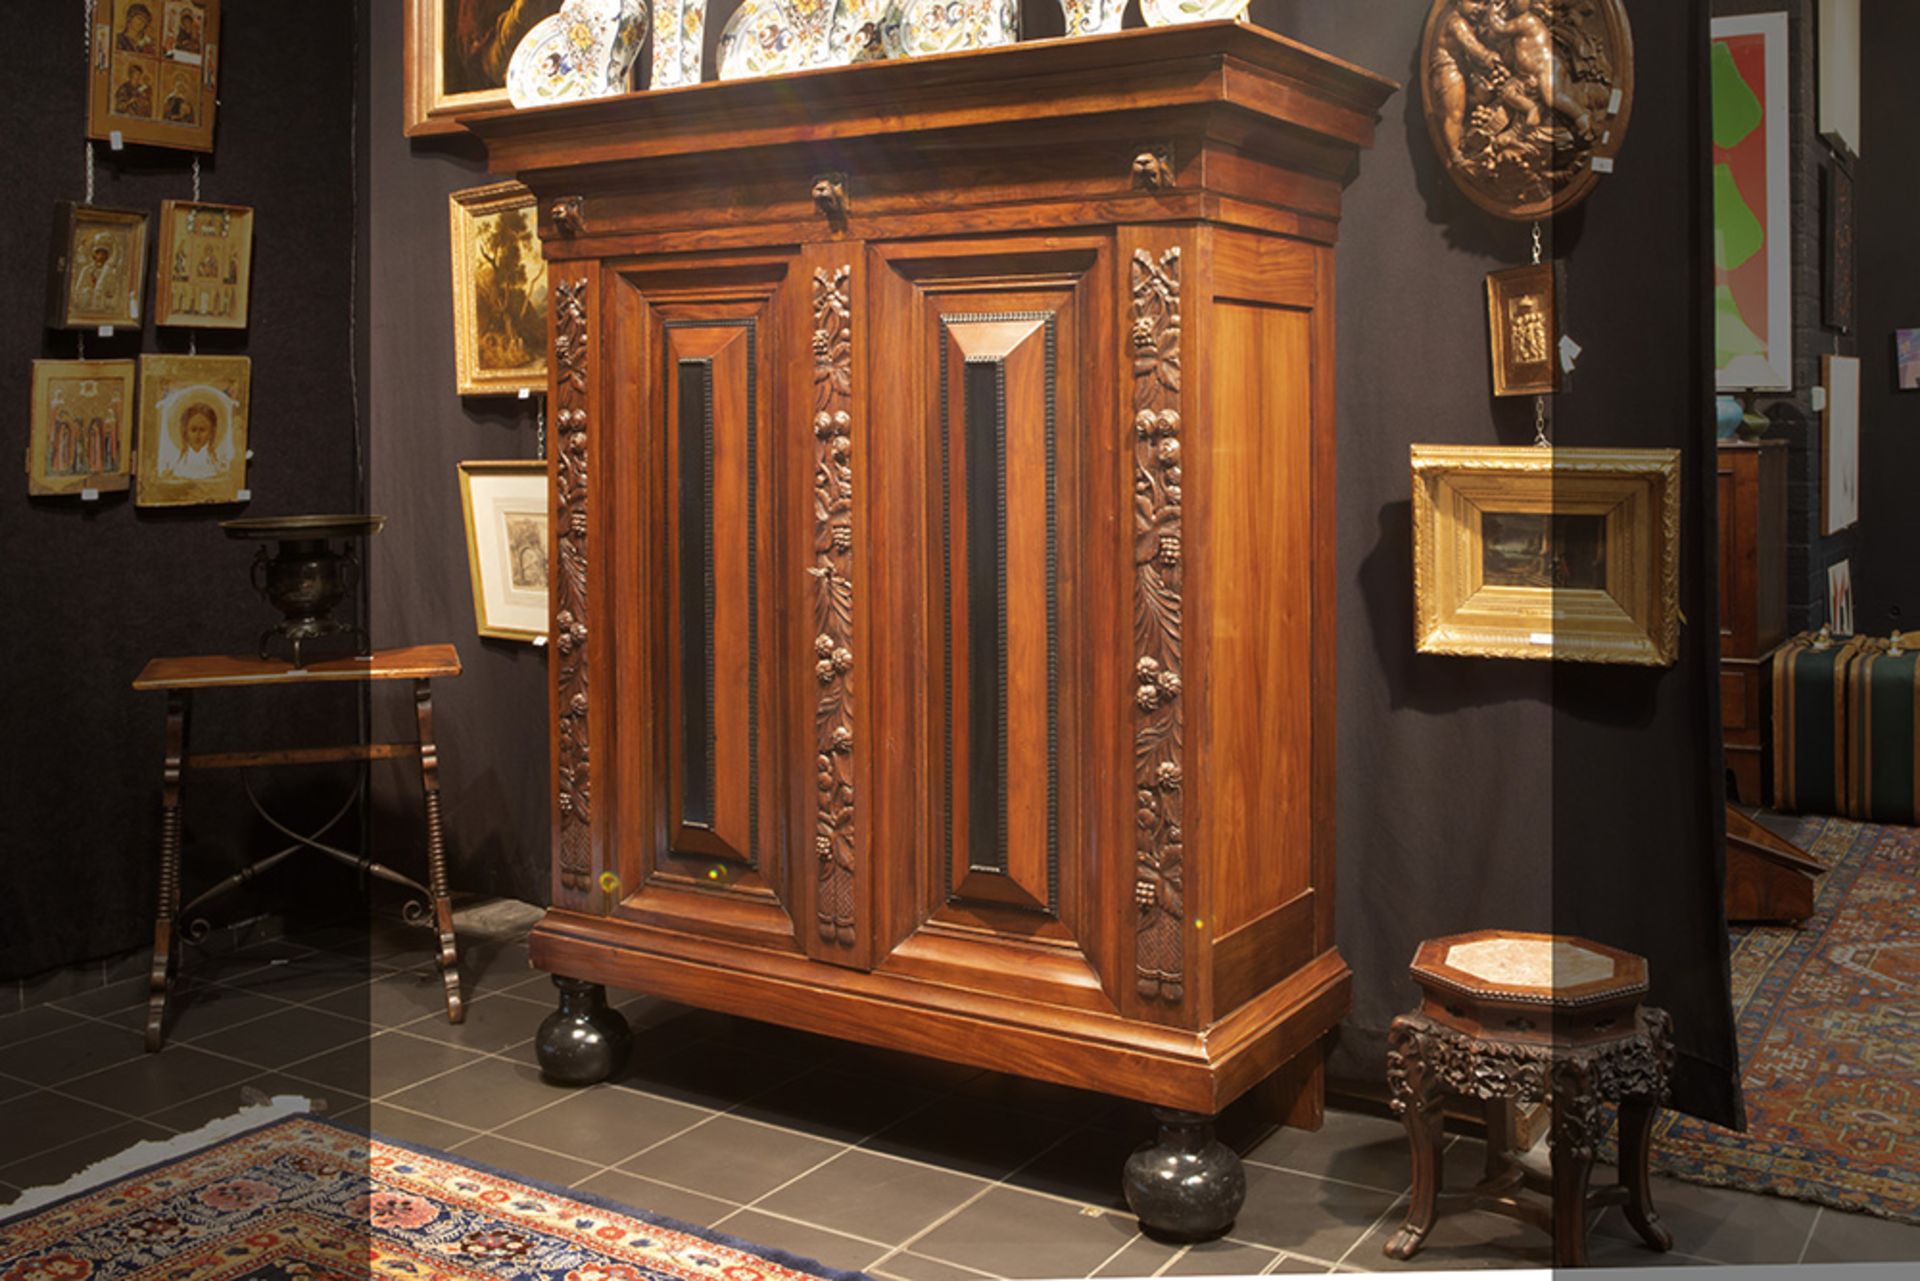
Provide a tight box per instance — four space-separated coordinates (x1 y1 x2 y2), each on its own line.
1 916 1915 1276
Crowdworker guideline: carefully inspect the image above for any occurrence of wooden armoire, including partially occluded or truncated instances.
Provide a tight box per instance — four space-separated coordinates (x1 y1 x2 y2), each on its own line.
471 21 1391 1184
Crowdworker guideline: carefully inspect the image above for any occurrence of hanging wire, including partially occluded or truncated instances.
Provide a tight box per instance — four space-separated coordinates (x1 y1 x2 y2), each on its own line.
83 0 97 203
1531 220 1550 446
191 155 201 202
535 397 548 461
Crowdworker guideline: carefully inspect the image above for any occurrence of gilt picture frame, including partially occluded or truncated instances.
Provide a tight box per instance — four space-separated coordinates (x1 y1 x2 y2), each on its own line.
404 0 567 136
1412 445 1681 667
153 199 255 329
28 360 137 497
47 202 149 331
458 459 550 642
88 0 220 152
449 182 550 396
1486 263 1562 397
135 353 250 507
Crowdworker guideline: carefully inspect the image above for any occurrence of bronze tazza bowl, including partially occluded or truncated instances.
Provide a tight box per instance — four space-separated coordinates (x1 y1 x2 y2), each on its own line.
222 514 386 667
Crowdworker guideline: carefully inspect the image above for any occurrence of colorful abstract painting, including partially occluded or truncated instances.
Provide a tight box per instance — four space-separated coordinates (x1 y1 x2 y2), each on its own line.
1713 14 1792 391
1897 329 1920 391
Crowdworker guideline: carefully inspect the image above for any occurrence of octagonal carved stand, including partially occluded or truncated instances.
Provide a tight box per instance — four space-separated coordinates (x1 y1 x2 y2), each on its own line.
1385 931 1674 1269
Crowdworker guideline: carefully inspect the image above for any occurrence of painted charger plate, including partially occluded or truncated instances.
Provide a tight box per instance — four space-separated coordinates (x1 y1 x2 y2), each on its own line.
717 0 839 80
1139 0 1249 26
506 0 649 106
895 0 1019 57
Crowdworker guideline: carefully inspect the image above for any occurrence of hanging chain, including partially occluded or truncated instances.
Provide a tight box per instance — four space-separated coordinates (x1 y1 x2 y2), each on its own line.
191 155 201 201
1531 220 1549 446
1531 220 1544 266
83 0 97 203
535 397 547 461
77 330 87 359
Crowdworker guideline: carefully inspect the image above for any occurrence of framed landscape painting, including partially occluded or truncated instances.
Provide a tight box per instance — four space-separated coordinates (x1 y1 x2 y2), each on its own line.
405 0 565 136
28 360 137 496
449 182 549 396
458 459 549 641
1412 445 1681 667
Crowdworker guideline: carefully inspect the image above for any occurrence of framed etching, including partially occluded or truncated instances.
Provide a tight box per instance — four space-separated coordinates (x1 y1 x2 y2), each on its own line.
1897 329 1920 391
153 200 254 329
1827 559 1854 636
1412 445 1680 666
1485 263 1561 397
28 360 137 497
405 0 566 136
135 354 250 507
1821 353 1860 534
458 460 549 641
449 182 549 396
47 203 149 331
1712 14 1792 391
88 0 220 152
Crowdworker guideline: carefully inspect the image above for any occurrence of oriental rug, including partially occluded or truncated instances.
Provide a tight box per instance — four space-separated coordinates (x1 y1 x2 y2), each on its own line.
1635 814 1919 1224
0 1114 870 1281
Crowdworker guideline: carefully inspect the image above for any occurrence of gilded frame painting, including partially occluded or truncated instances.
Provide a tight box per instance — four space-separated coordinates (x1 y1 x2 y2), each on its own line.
28 360 137 497
404 0 567 136
153 199 255 329
88 0 221 152
449 182 550 396
1412 445 1680 667
458 459 550 642
135 354 250 507
48 202 149 331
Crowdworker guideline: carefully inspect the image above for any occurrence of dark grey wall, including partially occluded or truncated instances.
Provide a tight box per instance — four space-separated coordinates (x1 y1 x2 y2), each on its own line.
1854 0 1920 632
363 1 552 906
1261 0 1738 1125
2 5 360 980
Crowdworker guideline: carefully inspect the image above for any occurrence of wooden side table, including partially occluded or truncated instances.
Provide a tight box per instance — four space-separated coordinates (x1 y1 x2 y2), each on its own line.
1384 930 1674 1268
132 644 467 1051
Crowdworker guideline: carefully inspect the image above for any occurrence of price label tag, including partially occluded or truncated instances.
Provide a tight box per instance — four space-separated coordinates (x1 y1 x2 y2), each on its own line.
130 297 139 318
1812 386 1828 412
1609 88 1624 115
518 387 531 400
1559 335 1583 373
80 487 100 501
1529 632 1554 646
98 325 114 338
533 635 549 648
235 488 252 501
1591 156 1615 174
109 130 124 150
245 449 255 460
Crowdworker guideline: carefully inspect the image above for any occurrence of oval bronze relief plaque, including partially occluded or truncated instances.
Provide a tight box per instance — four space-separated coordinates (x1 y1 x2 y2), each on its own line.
1419 0 1635 221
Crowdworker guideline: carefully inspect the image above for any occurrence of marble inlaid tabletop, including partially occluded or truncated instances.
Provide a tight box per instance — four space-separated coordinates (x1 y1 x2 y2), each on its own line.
1442 937 1616 991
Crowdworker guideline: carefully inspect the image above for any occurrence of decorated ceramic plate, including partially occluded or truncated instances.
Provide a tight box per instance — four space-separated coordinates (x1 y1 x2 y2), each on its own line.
1138 0 1249 27
717 0 839 80
1058 0 1124 38
828 0 902 64
506 0 649 107
894 0 1019 57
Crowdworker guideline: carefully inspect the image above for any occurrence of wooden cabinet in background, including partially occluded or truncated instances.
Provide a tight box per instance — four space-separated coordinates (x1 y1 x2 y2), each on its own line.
1717 440 1787 806
468 22 1393 1232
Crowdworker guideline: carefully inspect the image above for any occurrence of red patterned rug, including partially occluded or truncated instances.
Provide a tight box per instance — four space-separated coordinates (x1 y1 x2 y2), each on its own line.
1643 815 1919 1223
0 1115 869 1281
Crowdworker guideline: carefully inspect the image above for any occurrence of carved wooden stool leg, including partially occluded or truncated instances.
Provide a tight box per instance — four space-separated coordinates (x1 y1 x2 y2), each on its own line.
1618 1096 1673 1251
146 691 189 1053
415 679 463 1023
1385 1016 1446 1260
1482 1096 1514 1185
1549 1059 1599 1268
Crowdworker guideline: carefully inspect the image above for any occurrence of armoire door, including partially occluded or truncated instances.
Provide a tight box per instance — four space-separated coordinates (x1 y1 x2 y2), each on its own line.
862 235 1132 1016
601 253 816 958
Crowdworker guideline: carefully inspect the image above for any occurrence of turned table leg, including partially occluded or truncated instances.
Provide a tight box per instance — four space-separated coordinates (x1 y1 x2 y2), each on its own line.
1618 1095 1673 1251
413 679 463 1024
146 691 189 1053
536 976 631 1085
1123 1108 1245 1241
1385 1017 1446 1260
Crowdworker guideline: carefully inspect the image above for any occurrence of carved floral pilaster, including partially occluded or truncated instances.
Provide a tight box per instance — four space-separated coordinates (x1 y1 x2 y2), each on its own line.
554 276 593 896
811 265 857 946
1131 246 1184 1002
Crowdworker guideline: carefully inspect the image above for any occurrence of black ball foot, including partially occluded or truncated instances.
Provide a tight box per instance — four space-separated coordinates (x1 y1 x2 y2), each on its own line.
1123 1107 1246 1242
535 976 631 1085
